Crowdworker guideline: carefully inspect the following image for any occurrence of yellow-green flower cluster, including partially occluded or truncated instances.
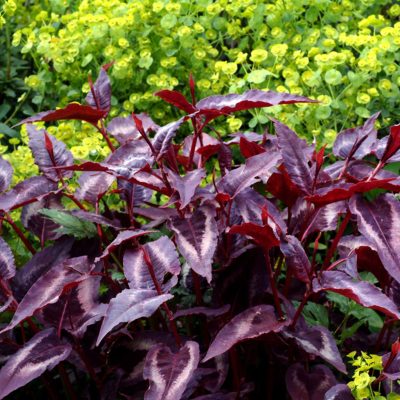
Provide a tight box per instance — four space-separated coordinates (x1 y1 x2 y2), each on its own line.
5 0 400 157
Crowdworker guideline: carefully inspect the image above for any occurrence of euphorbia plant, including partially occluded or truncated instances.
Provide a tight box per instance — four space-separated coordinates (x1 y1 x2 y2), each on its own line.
0 67 400 399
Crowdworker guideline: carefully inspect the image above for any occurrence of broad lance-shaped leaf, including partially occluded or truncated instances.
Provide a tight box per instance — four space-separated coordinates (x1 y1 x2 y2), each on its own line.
217 151 281 198
280 235 311 283
27 125 73 182
0 156 13 193
286 363 337 400
107 113 159 145
0 237 15 280
203 305 289 362
170 206 217 283
2 256 91 333
228 222 280 250
152 117 186 159
96 229 155 260
144 341 200 400
75 171 115 205
333 112 379 160
155 89 197 114
350 194 400 283
380 124 400 163
16 103 107 127
96 289 173 345
306 179 396 206
123 236 180 291
274 119 314 194
0 176 58 212
283 323 346 373
167 168 206 209
313 270 400 320
0 328 72 400
86 67 111 114
196 90 316 121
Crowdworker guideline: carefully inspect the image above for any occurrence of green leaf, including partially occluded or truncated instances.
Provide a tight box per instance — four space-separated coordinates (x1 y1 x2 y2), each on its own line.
301 301 329 327
0 104 11 120
39 208 97 240
0 123 18 137
160 14 177 29
247 69 276 84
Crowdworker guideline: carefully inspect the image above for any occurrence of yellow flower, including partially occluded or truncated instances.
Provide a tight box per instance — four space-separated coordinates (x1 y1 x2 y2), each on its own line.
356 92 371 104
118 38 129 48
152 1 163 12
235 51 247 64
379 79 392 91
227 117 242 131
25 75 41 89
250 49 268 63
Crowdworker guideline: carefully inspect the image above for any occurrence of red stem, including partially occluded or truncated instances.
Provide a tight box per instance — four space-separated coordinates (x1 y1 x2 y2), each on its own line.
4 214 36 255
97 120 115 152
322 211 351 269
264 250 285 320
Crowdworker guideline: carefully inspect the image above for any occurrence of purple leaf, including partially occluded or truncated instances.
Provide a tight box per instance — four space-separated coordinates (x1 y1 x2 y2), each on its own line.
75 171 115 204
218 151 281 198
300 201 347 239
280 235 311 283
170 206 218 283
286 363 337 400
12 238 74 301
0 156 13 193
40 275 107 338
0 328 72 400
218 142 232 174
196 90 316 121
333 112 379 160
152 117 186 159
16 103 107 126
96 229 155 261
2 256 92 333
123 236 180 291
274 119 314 194
174 305 230 319
70 210 121 229
107 113 158 145
86 67 111 114
283 324 346 373
155 90 197 114
349 194 400 283
0 237 15 281
203 304 289 362
27 125 73 182
96 289 172 345
143 341 200 400
0 176 58 212
374 136 400 163
313 270 400 319
118 180 152 210
324 384 353 400
167 168 206 209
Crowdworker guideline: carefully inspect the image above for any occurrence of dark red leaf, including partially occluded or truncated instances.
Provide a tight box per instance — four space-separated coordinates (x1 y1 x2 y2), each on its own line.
16 103 107 126
0 328 72 400
203 304 288 362
155 89 197 114
196 90 316 121
143 341 200 400
307 179 396 206
381 124 400 163
174 305 230 319
228 222 280 250
239 136 266 158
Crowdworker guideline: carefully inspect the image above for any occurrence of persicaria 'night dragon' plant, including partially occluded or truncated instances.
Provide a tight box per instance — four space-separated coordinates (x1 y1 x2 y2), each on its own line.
0 66 400 399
